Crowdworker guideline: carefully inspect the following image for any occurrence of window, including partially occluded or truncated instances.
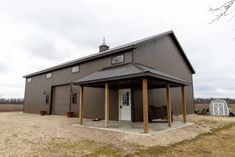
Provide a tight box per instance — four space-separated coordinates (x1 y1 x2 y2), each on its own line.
72 66 80 73
27 78 32 83
112 54 124 64
122 91 129 106
45 95 49 104
72 93 77 104
46 73 52 79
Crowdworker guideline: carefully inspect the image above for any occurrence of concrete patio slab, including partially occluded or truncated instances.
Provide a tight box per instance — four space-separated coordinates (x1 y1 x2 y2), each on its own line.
73 119 194 136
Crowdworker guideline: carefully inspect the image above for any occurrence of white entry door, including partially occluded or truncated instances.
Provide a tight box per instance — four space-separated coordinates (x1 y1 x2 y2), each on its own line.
119 89 131 121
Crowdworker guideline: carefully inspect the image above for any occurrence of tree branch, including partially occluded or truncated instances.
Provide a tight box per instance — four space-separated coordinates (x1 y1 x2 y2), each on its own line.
210 0 235 23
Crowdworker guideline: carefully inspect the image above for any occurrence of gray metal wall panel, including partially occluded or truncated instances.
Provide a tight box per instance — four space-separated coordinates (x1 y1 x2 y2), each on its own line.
149 87 194 114
51 85 70 115
133 36 194 115
133 86 194 122
109 88 119 120
83 88 118 120
133 36 192 81
24 52 131 117
133 89 143 122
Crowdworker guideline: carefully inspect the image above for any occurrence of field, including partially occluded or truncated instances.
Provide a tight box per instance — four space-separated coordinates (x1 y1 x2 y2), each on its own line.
0 112 234 157
231 104 235 111
0 104 23 112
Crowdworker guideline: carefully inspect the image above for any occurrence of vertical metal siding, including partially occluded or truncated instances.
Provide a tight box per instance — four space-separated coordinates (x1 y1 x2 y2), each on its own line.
51 85 70 115
133 36 192 81
24 51 131 117
133 89 143 122
132 36 194 117
109 88 119 120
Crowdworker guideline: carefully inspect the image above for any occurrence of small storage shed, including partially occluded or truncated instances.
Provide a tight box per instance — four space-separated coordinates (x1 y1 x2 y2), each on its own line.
209 99 229 116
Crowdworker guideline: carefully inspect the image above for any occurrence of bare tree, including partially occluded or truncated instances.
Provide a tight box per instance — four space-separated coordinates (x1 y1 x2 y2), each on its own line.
210 0 235 23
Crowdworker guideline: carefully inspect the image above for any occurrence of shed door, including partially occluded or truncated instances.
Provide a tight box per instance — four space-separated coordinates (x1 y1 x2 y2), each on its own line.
213 103 225 115
51 85 70 115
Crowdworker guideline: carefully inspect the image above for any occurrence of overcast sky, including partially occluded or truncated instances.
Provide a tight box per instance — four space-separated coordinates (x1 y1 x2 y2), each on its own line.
0 0 234 98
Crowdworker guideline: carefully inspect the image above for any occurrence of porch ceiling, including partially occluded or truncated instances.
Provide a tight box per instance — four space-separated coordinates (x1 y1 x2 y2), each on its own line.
74 63 191 88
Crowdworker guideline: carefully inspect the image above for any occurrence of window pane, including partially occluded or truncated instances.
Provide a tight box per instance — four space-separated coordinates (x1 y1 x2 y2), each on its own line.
112 54 124 64
45 95 49 104
46 73 52 79
72 66 80 73
72 93 77 104
122 91 129 106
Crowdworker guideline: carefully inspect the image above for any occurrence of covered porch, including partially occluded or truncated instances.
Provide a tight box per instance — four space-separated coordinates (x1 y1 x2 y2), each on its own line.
75 63 191 133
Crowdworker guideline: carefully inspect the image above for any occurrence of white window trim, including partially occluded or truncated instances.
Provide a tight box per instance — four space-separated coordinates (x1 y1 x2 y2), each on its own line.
27 78 32 83
46 73 52 79
112 54 124 64
72 65 80 73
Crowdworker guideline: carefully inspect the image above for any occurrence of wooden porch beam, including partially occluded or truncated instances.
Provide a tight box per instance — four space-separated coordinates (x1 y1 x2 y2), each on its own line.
105 83 109 128
142 78 149 133
166 84 172 127
79 86 84 124
181 86 187 123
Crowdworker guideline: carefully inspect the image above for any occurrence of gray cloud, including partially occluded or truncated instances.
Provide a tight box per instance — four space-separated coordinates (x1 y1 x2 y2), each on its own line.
0 61 10 73
0 0 234 98
0 64 7 72
23 36 70 60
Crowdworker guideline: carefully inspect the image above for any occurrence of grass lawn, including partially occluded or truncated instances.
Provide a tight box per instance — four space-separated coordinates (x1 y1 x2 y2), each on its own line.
131 123 235 157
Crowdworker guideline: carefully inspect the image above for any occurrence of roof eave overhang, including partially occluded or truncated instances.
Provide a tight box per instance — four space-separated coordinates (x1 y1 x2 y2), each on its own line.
23 46 136 78
75 72 191 86
148 72 191 86
74 72 148 86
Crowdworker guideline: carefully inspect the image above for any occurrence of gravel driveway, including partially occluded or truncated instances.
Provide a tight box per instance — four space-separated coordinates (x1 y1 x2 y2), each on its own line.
0 112 225 157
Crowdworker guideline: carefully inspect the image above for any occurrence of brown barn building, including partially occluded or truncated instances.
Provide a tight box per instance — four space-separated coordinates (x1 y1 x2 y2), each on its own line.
23 31 195 128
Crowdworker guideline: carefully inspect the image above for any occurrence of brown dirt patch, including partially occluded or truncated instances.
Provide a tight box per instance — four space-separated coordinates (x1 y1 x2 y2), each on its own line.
0 112 234 156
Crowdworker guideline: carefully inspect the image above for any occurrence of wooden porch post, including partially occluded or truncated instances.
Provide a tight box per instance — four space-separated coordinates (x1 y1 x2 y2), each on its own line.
105 83 109 128
166 84 172 127
79 86 84 124
181 86 187 123
142 78 149 133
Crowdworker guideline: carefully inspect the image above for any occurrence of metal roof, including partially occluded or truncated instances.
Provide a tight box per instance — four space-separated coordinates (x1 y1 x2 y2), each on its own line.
23 30 195 78
75 63 191 86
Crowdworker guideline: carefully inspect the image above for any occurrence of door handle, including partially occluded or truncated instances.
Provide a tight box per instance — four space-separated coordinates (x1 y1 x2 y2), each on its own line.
120 106 122 108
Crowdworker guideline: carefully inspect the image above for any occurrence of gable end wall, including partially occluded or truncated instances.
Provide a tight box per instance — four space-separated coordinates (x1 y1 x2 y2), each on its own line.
132 35 194 119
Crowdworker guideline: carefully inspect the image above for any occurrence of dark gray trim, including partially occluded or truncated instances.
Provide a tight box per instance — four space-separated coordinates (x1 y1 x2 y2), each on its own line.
23 47 134 78
23 79 27 112
51 83 71 87
147 73 191 85
75 72 148 85
49 86 53 114
75 72 191 86
75 63 191 87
